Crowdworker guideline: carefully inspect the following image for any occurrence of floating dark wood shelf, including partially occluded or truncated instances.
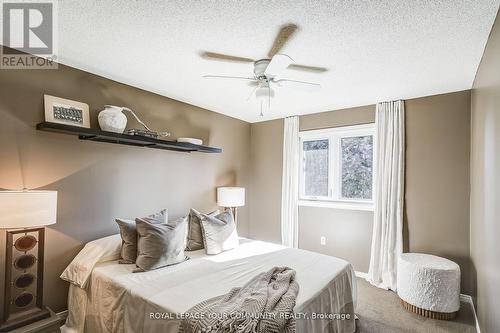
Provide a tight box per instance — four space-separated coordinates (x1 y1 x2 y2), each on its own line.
36 122 222 153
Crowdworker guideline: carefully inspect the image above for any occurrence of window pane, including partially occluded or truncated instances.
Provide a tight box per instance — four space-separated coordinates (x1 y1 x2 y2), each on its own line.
341 136 373 199
303 139 329 197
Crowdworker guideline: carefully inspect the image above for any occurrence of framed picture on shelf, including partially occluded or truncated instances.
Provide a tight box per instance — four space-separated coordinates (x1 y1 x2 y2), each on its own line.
44 95 90 128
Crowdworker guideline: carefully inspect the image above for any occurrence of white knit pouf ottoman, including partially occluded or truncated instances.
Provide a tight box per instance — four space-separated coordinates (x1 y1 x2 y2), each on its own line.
397 253 460 320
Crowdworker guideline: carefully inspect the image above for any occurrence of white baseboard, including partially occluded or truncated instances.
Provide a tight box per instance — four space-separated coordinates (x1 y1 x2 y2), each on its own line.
56 310 68 324
460 294 480 333
354 271 368 279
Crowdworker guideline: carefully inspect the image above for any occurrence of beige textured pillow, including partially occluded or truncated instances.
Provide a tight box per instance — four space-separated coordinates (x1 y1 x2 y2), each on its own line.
135 215 189 271
200 210 239 255
185 208 219 251
115 209 167 264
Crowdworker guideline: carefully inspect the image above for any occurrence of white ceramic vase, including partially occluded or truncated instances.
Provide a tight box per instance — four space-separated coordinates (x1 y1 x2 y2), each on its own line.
98 105 127 133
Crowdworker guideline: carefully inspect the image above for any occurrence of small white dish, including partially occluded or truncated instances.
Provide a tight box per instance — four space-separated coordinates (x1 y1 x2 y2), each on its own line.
177 137 203 145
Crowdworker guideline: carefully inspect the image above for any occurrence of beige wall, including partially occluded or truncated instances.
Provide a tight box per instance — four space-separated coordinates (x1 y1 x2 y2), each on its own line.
299 105 375 131
248 119 283 243
0 63 251 314
249 106 376 271
247 106 376 272
298 207 373 271
405 90 472 294
298 106 376 272
249 92 472 292
471 10 500 333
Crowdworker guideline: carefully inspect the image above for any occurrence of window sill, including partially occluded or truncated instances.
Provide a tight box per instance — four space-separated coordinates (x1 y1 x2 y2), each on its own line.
298 200 375 211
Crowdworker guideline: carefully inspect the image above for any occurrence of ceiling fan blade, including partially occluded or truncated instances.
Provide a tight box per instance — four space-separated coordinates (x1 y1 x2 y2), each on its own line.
268 23 299 58
203 75 257 81
273 79 321 92
200 51 255 63
264 54 293 78
288 64 328 73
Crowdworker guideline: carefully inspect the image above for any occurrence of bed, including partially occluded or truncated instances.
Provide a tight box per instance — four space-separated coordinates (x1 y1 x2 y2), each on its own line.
61 237 356 333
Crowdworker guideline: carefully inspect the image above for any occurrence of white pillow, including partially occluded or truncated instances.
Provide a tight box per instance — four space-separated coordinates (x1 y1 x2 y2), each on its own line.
60 234 121 288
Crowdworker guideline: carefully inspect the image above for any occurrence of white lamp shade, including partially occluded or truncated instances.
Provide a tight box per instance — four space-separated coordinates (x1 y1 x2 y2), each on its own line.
217 187 245 207
0 190 57 229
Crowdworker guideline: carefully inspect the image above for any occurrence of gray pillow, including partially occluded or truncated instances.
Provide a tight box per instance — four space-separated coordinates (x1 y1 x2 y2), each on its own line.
135 215 189 271
115 209 168 264
200 211 239 255
186 208 219 251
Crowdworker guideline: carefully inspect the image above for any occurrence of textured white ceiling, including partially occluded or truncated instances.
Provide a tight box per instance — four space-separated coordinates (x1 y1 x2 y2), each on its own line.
57 1 499 123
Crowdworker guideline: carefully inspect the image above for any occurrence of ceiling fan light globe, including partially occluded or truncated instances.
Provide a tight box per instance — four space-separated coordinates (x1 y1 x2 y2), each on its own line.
255 87 274 100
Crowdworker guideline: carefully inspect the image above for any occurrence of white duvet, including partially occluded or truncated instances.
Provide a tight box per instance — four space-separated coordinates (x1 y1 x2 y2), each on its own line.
62 238 356 333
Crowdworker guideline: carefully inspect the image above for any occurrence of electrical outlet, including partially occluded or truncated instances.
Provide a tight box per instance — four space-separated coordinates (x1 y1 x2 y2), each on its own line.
320 236 326 245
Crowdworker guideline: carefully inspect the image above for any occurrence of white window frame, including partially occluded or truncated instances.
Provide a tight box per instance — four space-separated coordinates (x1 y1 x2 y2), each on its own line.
298 123 376 211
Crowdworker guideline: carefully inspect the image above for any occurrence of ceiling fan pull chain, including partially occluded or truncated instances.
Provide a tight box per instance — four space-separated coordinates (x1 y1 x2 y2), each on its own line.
268 85 271 111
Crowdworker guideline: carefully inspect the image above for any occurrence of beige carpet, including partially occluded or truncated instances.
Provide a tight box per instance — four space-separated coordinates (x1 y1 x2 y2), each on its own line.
355 278 476 333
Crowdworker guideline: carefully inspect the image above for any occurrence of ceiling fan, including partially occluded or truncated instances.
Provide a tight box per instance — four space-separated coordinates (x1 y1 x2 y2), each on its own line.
200 23 327 116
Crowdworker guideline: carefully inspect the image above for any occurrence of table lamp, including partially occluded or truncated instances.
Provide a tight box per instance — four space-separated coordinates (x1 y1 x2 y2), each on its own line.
0 190 57 332
217 187 245 224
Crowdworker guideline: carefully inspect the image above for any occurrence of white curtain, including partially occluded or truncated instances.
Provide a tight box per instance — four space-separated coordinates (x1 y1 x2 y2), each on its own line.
367 100 405 291
281 116 299 248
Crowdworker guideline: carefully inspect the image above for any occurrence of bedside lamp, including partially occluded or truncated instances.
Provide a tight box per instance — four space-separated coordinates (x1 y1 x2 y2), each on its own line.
217 187 245 224
0 190 57 332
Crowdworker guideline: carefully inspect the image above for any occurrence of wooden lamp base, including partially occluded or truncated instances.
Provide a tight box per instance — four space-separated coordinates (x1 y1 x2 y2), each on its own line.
1 228 49 332
0 307 50 332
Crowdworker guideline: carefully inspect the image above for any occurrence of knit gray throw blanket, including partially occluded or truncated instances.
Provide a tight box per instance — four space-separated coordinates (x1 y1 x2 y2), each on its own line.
180 267 299 333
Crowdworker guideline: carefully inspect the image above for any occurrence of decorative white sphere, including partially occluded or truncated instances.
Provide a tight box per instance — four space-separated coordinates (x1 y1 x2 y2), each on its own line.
98 105 127 133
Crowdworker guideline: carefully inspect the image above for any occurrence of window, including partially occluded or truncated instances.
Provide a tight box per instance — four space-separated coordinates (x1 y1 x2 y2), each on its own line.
299 124 375 210
303 139 329 197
